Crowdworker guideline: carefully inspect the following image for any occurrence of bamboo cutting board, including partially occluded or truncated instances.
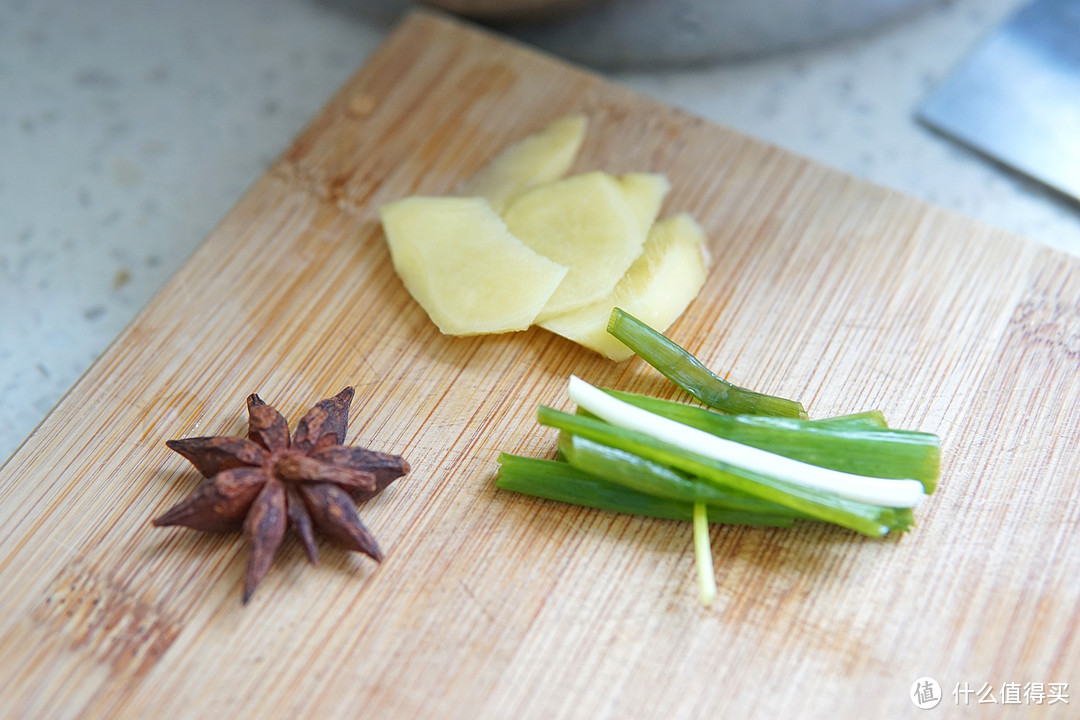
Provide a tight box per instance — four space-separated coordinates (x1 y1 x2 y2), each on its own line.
1 10 1078 719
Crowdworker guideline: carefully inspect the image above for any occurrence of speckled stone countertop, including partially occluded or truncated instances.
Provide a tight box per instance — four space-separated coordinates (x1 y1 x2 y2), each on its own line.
2 0 1078 462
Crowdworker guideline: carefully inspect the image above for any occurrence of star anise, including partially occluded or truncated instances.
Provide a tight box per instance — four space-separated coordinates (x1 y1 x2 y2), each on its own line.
153 387 410 603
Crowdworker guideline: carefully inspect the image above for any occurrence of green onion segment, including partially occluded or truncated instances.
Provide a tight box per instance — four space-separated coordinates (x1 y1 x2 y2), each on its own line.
601 389 938 491
569 376 927 508
495 307 940 604
538 405 907 537
607 308 807 418
495 453 794 528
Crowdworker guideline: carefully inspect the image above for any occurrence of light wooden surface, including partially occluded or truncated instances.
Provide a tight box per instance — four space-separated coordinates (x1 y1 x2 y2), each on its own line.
1 10 1077 718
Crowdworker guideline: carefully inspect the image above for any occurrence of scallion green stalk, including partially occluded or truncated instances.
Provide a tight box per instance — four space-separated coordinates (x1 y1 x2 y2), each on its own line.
495 453 794 527
557 432 810 518
495 311 939 607
569 376 927 508
812 410 888 430
539 405 908 536
606 308 807 418
598 388 939 492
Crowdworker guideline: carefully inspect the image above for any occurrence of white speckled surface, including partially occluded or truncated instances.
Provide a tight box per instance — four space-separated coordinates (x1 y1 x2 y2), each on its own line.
1 0 1078 462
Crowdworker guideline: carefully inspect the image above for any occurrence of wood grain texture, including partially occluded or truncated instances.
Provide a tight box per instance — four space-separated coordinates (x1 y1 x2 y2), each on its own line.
1 10 1078 718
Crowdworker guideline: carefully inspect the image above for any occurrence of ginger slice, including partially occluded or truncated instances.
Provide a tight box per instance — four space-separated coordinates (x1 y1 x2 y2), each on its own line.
503 171 648 321
459 114 587 213
540 213 709 360
380 196 567 335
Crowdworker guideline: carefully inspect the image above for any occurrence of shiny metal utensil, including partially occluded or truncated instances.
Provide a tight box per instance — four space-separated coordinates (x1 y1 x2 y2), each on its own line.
918 0 1080 202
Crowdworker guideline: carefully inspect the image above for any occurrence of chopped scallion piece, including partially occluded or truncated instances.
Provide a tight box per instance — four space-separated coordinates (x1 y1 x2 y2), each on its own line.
539 406 904 536
494 310 939 605
598 388 939 492
568 376 927 508
812 410 888 430
607 308 806 418
558 432 810 518
495 453 795 527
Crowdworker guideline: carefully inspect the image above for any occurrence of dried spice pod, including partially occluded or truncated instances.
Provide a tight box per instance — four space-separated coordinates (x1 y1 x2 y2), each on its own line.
153 387 410 603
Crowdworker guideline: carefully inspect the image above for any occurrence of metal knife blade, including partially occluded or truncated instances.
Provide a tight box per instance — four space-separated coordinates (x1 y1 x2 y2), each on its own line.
918 0 1080 202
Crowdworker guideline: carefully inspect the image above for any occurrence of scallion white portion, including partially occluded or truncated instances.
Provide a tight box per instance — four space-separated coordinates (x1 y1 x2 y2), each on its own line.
567 376 927 509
